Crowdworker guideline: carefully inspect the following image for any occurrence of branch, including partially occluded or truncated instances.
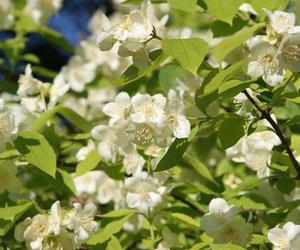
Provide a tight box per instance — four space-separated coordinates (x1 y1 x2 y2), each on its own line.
171 193 205 215
243 89 300 178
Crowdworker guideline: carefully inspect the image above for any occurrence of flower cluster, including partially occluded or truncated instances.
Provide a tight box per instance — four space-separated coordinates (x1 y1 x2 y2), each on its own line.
15 201 98 250
226 130 281 177
97 0 167 69
201 198 252 246
247 8 300 86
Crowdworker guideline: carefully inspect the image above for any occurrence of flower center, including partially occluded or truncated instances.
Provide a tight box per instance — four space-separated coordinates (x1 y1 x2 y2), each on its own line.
282 43 300 62
135 125 154 145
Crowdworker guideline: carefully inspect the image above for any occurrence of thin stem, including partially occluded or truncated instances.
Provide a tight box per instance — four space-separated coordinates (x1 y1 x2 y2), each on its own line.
243 89 300 178
171 193 205 215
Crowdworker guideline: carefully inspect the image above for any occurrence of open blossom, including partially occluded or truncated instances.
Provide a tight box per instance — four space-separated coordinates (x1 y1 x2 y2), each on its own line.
125 171 166 212
68 203 98 244
48 74 70 109
91 122 131 162
226 131 281 177
97 0 166 69
247 40 284 86
0 0 14 30
75 140 95 162
268 222 300 250
279 28 300 72
24 0 63 24
201 198 251 246
131 93 166 125
165 90 190 138
0 99 18 149
263 9 296 34
103 92 131 125
121 147 145 175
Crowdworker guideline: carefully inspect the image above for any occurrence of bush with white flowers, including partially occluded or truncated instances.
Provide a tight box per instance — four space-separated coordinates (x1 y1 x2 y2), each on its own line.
0 0 300 249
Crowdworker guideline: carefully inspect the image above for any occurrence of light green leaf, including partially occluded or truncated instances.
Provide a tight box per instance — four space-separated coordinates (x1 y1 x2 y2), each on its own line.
14 131 57 177
212 23 264 64
76 149 101 176
171 213 200 228
162 38 209 75
107 236 123 250
32 106 92 132
88 214 134 245
218 79 253 99
155 125 199 172
112 49 168 86
184 153 215 183
218 116 245 149
251 0 290 17
203 0 244 24
291 134 300 152
99 209 136 218
167 0 197 12
211 244 244 250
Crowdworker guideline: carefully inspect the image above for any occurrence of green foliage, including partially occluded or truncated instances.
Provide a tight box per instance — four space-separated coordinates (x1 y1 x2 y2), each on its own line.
76 149 101 176
14 131 57 177
162 38 209 75
167 0 197 12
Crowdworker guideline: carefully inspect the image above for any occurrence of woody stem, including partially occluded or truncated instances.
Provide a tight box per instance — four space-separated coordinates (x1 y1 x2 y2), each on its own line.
242 89 300 178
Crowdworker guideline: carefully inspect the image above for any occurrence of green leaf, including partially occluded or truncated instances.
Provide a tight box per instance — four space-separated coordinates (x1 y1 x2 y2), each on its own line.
218 79 253 99
218 116 245 149
203 0 244 24
76 149 101 176
195 60 246 114
291 134 300 152
155 125 199 172
184 153 215 183
107 236 122 250
162 38 209 75
159 65 188 94
0 149 19 161
229 193 271 210
14 131 57 177
167 0 197 12
99 209 136 218
88 213 135 245
212 23 264 63
211 244 244 250
0 202 34 236
171 213 200 228
32 106 92 132
56 169 77 195
251 0 290 17
112 49 168 86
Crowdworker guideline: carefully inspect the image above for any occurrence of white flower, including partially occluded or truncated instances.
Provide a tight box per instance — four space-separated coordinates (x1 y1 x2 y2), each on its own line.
263 9 296 34
125 171 166 212
233 88 256 117
74 171 103 195
60 56 97 92
0 99 18 149
68 203 98 244
98 0 159 48
91 122 130 162
121 148 145 175
239 3 258 16
76 140 95 162
201 198 240 234
247 41 284 86
17 64 47 98
268 222 300 250
103 92 131 125
42 227 76 250
226 131 281 178
48 74 70 109
131 93 166 125
96 173 123 206
166 90 190 138
223 173 242 189
24 0 63 24
0 0 14 30
156 227 180 250
279 30 300 72
201 198 251 246
22 214 53 250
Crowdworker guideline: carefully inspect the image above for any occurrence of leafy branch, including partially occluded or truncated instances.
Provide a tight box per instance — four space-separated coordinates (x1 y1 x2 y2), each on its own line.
243 89 300 178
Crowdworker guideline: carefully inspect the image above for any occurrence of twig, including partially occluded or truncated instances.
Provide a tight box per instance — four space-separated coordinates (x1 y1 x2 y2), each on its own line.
243 89 300 178
171 193 205 215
